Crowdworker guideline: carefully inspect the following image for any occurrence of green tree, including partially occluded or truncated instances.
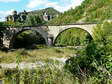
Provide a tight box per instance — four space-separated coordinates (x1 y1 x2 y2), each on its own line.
55 28 92 46
65 22 112 81
13 30 46 49
48 0 112 25
25 14 42 26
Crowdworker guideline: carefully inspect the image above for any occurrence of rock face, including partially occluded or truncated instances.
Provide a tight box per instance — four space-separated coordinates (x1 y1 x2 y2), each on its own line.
6 7 60 23
6 10 28 22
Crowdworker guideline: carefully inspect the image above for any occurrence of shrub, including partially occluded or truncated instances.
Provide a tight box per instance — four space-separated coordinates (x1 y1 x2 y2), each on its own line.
3 64 76 84
13 30 46 49
65 22 112 83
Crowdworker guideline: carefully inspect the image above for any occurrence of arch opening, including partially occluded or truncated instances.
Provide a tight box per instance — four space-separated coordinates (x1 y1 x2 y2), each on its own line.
54 27 93 47
11 29 46 49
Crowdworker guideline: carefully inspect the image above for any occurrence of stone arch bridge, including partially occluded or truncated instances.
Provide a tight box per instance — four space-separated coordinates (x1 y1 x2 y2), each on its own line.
0 23 97 48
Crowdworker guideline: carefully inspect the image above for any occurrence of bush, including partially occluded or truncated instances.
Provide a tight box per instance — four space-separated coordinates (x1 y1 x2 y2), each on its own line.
65 22 112 83
2 64 76 84
13 30 46 49
55 28 92 46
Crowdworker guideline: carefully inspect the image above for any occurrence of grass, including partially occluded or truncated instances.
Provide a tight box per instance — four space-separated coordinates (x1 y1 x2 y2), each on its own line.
0 64 77 84
0 47 112 84
1 63 112 84
0 47 76 63
0 47 77 84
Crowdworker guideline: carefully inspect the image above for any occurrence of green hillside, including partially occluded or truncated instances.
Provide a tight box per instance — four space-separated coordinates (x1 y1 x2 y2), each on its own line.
5 7 60 27
28 7 60 17
48 0 112 25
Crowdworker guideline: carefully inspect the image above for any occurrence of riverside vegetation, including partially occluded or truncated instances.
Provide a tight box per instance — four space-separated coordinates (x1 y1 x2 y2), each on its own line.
48 0 112 25
0 22 112 84
0 0 112 83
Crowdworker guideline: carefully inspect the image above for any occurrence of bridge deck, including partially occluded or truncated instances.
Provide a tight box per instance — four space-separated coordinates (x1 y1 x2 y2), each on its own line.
0 22 100 28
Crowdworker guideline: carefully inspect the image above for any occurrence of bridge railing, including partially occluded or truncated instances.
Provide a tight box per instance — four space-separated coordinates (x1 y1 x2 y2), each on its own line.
0 22 101 28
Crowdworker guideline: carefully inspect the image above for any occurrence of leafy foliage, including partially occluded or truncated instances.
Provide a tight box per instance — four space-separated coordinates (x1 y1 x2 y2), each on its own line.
65 22 112 83
2 65 75 84
55 28 92 46
5 7 60 27
12 30 46 49
25 15 43 26
48 0 112 25
0 22 7 27
29 7 60 17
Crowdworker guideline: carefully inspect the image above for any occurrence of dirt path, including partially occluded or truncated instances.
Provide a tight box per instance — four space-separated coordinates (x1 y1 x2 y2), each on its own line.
0 57 67 69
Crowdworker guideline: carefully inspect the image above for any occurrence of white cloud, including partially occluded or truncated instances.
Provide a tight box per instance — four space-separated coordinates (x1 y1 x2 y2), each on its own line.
27 0 48 8
26 9 32 12
0 9 14 21
45 2 69 12
45 0 84 12
0 0 84 21
45 2 63 11
69 0 84 8
0 0 20 2
26 0 84 12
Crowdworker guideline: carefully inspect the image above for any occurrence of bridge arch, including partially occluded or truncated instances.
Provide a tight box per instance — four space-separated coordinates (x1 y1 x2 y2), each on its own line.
9 29 47 48
53 27 93 45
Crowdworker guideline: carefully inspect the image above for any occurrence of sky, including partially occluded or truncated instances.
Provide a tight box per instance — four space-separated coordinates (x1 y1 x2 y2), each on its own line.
0 0 84 21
